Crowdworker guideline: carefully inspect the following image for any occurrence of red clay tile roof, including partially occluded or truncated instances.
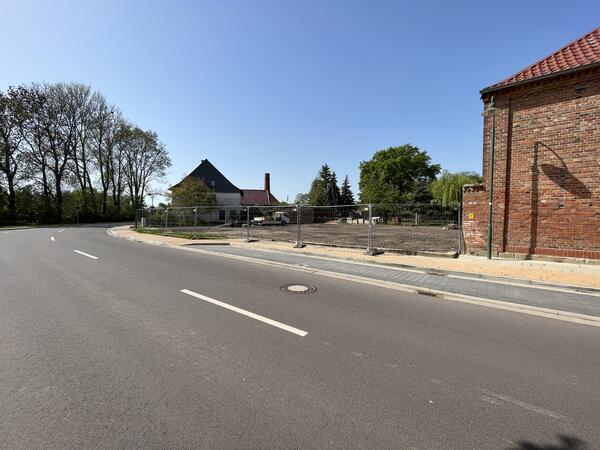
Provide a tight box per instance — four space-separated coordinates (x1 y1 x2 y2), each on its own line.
240 189 279 206
483 26 600 93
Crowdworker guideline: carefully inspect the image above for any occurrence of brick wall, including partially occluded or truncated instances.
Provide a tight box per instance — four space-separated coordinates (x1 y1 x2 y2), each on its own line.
464 67 600 259
461 184 488 254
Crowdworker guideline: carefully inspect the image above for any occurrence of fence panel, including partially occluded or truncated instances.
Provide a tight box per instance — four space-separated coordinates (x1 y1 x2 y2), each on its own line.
141 206 248 240
296 205 370 249
138 202 461 254
371 203 460 253
246 205 299 243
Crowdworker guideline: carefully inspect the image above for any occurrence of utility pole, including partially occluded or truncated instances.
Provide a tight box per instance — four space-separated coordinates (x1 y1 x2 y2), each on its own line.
484 96 498 259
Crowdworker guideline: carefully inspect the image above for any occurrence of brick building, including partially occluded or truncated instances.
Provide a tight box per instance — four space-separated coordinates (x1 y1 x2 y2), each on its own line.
462 27 600 261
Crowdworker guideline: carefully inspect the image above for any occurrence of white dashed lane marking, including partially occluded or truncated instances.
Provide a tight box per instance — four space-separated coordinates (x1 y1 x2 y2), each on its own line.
180 289 308 337
74 250 98 260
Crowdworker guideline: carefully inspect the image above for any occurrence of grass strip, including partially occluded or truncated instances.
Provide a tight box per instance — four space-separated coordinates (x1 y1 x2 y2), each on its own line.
133 227 224 240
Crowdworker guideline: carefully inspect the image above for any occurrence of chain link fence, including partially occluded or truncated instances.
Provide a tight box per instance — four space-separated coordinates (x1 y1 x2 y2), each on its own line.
138 202 461 255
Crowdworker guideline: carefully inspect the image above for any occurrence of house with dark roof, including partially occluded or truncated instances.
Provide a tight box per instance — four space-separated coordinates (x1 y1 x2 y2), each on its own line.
173 160 279 207
462 26 600 260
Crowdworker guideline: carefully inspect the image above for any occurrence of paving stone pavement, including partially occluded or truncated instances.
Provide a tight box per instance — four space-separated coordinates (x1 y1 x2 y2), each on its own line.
198 245 600 318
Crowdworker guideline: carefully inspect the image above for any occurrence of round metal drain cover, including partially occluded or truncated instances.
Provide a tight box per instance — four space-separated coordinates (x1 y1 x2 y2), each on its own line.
280 284 317 294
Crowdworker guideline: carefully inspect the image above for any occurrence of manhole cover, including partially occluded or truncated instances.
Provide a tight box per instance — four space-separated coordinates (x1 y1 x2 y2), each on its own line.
280 284 317 294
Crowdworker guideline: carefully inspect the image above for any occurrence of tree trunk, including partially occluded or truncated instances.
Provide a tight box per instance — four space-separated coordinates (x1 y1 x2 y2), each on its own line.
55 178 63 223
7 174 16 224
102 190 108 216
40 164 52 223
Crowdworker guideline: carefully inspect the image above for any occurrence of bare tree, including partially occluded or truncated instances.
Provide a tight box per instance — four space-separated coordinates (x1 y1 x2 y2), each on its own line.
90 103 121 215
110 119 132 211
14 85 55 221
123 126 171 212
33 83 76 222
1 82 172 224
0 88 24 223
59 83 105 199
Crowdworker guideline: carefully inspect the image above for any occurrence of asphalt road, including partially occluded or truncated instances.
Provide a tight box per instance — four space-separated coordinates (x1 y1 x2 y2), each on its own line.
1 226 599 449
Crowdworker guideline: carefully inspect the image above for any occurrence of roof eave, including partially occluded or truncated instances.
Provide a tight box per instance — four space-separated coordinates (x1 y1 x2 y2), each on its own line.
480 61 600 96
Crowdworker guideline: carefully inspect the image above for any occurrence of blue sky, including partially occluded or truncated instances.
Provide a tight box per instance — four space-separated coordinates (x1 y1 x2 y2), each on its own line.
2 0 599 202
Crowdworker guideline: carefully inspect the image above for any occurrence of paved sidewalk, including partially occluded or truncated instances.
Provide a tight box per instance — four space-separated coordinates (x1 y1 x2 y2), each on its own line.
236 240 600 288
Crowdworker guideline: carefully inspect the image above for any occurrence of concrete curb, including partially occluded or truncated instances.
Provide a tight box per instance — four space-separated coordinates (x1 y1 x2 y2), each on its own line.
107 226 600 328
182 242 230 246
111 227 230 246
298 240 458 259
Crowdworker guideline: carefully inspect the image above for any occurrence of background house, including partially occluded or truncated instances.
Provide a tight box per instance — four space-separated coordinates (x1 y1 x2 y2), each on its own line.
174 159 241 206
463 26 600 260
241 173 278 206
173 159 279 207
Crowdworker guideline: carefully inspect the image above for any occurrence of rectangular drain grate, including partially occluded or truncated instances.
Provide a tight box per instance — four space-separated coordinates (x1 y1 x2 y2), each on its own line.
416 290 439 297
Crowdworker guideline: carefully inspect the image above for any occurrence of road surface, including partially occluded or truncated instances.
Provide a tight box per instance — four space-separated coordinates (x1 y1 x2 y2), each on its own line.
1 226 599 449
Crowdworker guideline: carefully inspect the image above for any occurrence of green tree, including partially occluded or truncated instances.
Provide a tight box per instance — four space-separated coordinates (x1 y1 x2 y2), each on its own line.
359 144 440 204
170 177 216 207
318 164 332 185
339 175 355 205
411 176 434 203
327 171 340 205
308 178 327 205
310 164 340 205
431 170 483 205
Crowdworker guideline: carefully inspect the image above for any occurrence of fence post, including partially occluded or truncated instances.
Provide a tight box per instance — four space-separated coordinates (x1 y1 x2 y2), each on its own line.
293 204 305 248
164 208 169 234
364 203 382 256
365 203 373 255
246 207 251 242
193 207 198 239
457 202 462 255
147 208 151 229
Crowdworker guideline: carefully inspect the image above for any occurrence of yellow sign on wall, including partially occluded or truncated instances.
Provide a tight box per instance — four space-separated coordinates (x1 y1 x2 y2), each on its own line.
468 213 475 219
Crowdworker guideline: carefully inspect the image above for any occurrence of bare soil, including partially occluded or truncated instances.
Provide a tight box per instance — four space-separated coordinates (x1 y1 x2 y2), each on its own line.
167 223 459 253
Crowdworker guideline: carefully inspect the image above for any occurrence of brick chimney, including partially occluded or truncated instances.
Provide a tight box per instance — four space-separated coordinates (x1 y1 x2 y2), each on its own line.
264 173 271 192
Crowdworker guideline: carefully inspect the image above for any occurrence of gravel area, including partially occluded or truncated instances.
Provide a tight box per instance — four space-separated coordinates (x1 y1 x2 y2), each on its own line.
165 223 459 253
